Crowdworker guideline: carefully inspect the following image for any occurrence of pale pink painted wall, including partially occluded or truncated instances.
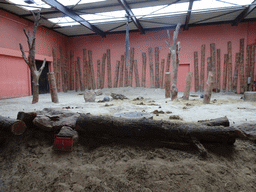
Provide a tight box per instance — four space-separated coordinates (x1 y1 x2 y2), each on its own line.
69 21 256 93
0 9 68 99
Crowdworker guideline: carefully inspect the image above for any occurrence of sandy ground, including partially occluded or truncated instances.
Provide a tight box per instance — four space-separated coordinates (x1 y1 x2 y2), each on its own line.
0 87 256 191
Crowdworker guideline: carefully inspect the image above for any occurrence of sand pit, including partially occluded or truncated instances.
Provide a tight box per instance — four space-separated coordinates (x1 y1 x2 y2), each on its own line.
0 87 256 191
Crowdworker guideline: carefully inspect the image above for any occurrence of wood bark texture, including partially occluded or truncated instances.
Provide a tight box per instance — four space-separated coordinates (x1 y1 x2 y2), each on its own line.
101 53 106 89
114 61 120 88
129 48 134 87
148 47 155 88
155 47 160 88
227 41 232 92
160 59 165 88
107 49 112 88
203 71 214 104
200 44 205 91
97 60 101 89
222 54 228 92
239 39 245 93
198 116 230 127
165 72 171 98
134 60 140 87
141 52 147 87
194 51 199 92
48 72 59 103
0 115 27 135
183 72 193 100
232 53 240 93
119 55 124 87
88 50 96 89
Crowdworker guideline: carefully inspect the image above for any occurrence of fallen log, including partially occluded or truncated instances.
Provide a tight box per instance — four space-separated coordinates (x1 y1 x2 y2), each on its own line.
198 116 230 127
75 114 243 145
17 111 37 128
0 115 27 135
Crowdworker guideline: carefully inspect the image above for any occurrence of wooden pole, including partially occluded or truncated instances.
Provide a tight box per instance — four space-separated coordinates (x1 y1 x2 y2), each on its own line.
216 49 221 92
148 47 155 88
128 48 134 87
52 48 58 90
70 50 75 90
200 44 205 91
207 57 212 78
88 50 96 89
83 49 88 89
59 47 65 92
155 47 160 88
124 54 129 87
227 41 232 92
75 58 80 91
183 72 193 100
134 60 140 87
141 52 147 87
114 61 120 88
165 72 171 98
48 72 59 103
194 51 199 92
249 45 255 91
107 49 112 88
101 53 106 89
232 53 240 93
203 71 214 104
244 45 250 91
97 60 101 89
222 54 228 92
119 55 124 87
57 58 61 92
77 57 84 91
166 52 171 72
210 43 216 91
160 59 165 88
239 39 245 93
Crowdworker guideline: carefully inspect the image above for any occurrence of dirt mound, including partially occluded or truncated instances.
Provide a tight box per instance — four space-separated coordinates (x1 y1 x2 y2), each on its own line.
1 127 256 192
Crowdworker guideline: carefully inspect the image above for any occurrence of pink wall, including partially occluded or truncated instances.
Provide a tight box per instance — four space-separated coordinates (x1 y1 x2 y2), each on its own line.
1 8 256 99
0 9 68 99
69 21 256 93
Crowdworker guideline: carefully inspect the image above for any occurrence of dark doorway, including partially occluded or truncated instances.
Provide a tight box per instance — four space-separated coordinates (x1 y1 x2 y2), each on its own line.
31 60 50 94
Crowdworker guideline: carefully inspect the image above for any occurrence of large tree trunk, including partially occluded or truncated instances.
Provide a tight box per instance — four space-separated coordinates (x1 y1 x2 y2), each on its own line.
76 114 242 145
31 69 39 104
0 115 27 135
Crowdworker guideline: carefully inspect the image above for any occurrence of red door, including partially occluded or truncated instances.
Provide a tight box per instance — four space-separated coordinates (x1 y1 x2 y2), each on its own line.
177 64 190 92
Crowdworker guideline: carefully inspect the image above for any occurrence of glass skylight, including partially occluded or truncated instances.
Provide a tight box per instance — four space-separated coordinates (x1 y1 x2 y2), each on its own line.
56 0 106 6
48 17 80 27
7 0 50 11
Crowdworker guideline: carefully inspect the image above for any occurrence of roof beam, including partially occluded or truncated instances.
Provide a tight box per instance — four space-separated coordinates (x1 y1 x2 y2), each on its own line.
42 0 106 37
183 0 194 30
117 0 145 34
232 0 256 26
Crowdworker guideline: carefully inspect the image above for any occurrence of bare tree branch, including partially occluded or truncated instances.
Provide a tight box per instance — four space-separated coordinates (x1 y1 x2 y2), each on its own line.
23 29 31 48
19 43 29 65
38 58 46 77
32 11 41 41
172 23 181 51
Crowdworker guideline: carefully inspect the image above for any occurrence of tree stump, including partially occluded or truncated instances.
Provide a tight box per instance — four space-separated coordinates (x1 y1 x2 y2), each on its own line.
48 72 59 103
0 115 27 135
203 71 214 104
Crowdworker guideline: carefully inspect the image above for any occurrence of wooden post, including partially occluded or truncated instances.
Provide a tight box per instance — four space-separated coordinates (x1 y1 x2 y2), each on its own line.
183 72 193 100
210 43 216 91
97 60 101 89
227 41 232 92
101 53 106 89
194 51 199 92
124 54 129 87
160 59 165 88
216 49 221 92
222 54 228 92
134 60 140 87
232 53 240 93
60 47 66 92
75 60 79 91
203 71 214 104
107 49 112 88
155 47 160 88
88 50 96 89
244 45 250 91
148 47 155 88
141 52 147 87
171 41 181 100
200 44 205 91
48 72 59 103
119 55 124 87
249 45 255 91
0 115 27 135
165 72 171 98
52 48 58 90
166 52 171 72
129 48 134 87
70 50 75 90
239 39 245 93
83 49 88 89
207 57 212 78
114 61 120 88
57 58 61 92
77 57 84 91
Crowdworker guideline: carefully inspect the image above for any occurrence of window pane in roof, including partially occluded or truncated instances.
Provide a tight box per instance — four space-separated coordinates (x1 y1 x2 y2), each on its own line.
57 0 106 6
48 17 79 27
7 0 50 11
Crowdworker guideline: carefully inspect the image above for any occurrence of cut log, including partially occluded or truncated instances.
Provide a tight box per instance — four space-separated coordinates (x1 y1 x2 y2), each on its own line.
70 50 75 90
77 57 84 91
198 116 230 127
203 71 214 104
249 45 255 91
113 60 120 88
17 111 37 128
0 115 27 135
166 52 171 73
232 53 240 93
119 55 124 87
222 54 228 92
216 49 221 92
129 48 134 87
88 50 96 89
160 59 165 88
227 41 232 92
239 39 245 93
210 43 216 91
148 47 155 88
183 72 193 100
97 59 101 89
191 136 207 158
207 57 211 78
155 47 160 88
101 53 106 89
75 114 241 145
244 45 250 91
107 49 112 88
165 72 171 98
48 72 59 103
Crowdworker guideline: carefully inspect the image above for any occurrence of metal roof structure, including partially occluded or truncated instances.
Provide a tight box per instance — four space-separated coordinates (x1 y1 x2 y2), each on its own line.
0 0 256 37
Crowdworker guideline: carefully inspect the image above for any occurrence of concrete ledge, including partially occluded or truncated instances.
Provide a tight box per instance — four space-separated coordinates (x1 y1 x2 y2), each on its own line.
244 91 256 102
